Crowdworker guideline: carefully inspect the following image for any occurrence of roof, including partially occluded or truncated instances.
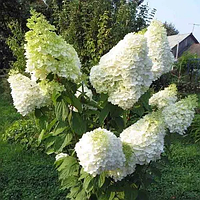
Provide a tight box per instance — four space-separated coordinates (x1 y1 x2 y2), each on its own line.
167 33 191 49
187 43 200 57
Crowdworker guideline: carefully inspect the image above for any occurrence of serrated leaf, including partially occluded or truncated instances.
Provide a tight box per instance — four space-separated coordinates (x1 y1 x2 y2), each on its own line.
72 112 86 135
61 176 79 189
47 118 57 132
57 156 77 172
55 100 69 121
58 133 73 152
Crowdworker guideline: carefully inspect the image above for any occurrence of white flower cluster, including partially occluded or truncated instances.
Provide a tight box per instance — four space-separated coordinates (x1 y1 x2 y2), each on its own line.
145 20 174 80
38 80 65 99
55 153 68 161
90 20 174 109
162 95 198 135
8 73 48 116
120 112 166 165
25 11 82 83
8 12 82 116
107 142 136 181
90 33 153 110
149 84 178 109
75 128 125 176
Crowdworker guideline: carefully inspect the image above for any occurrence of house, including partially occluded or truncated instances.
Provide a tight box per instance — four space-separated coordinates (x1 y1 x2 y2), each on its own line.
187 43 200 57
168 33 199 59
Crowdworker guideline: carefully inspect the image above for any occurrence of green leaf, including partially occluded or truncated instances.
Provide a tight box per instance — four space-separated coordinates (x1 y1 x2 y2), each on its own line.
124 186 138 200
52 90 61 106
55 99 69 121
75 189 87 200
83 174 94 192
51 121 68 136
58 133 73 152
67 186 81 199
72 112 87 135
70 93 83 113
132 104 145 117
38 129 45 145
98 173 106 188
35 108 43 118
46 147 55 155
79 169 89 180
46 118 57 132
99 191 115 200
113 117 125 132
110 105 124 117
99 103 110 125
57 156 77 172
61 176 79 189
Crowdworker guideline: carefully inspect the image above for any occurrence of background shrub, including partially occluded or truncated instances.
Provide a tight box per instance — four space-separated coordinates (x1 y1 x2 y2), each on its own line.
2 119 41 150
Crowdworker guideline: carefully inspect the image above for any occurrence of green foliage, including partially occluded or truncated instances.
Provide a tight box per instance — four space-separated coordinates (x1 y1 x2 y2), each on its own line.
55 155 159 200
6 20 26 72
164 52 200 92
163 21 179 36
174 52 198 73
52 0 155 74
2 119 40 150
188 108 200 143
0 88 21 136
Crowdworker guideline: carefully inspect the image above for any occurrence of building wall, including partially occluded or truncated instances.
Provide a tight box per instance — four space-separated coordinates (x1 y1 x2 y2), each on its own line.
172 35 197 58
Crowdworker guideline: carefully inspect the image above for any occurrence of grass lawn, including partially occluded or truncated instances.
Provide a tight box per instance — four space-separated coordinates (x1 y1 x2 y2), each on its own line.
148 134 200 200
0 91 67 199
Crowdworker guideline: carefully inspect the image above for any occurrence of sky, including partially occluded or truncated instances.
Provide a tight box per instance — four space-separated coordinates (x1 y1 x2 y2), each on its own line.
143 0 200 42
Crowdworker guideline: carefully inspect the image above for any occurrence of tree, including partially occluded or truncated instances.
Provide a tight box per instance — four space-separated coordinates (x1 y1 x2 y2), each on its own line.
163 21 179 36
51 0 155 74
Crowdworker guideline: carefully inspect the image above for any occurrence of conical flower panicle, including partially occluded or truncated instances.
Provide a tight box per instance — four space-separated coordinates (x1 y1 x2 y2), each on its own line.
149 84 178 109
120 112 166 165
8 73 48 116
75 128 126 176
162 95 198 135
25 11 82 82
90 33 153 110
145 20 174 80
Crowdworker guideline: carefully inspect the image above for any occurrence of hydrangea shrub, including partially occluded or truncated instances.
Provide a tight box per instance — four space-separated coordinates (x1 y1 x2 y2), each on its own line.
8 11 198 200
